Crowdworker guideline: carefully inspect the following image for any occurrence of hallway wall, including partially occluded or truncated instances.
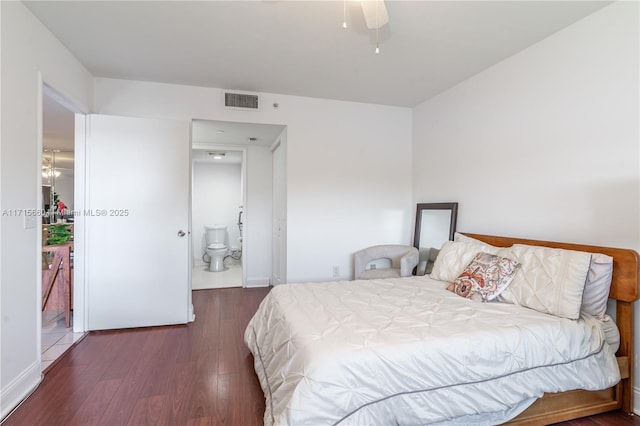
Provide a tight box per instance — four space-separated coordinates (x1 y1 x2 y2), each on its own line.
0 1 93 418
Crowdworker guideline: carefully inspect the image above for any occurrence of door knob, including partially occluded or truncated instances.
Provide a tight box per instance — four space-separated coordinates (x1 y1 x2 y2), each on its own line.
178 230 186 237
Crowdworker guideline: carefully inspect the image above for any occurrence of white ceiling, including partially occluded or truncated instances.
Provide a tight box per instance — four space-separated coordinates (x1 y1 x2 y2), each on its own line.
25 0 610 108
192 119 286 147
192 119 286 164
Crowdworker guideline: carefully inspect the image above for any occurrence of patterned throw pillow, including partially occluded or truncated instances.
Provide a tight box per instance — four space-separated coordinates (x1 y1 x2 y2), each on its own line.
447 252 520 302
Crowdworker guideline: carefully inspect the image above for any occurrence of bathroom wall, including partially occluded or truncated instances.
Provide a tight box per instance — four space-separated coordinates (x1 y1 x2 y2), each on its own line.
192 161 242 266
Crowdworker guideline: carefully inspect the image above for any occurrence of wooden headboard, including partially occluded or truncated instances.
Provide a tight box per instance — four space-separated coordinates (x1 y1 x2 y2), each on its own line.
463 233 640 422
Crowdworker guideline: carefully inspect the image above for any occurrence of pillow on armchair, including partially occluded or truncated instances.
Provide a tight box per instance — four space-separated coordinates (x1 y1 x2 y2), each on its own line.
353 245 419 280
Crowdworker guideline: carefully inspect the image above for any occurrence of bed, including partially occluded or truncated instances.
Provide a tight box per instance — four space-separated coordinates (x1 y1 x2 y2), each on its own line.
244 233 639 425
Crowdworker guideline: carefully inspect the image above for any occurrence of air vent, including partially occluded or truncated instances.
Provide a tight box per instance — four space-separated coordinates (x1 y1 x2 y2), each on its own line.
224 91 259 110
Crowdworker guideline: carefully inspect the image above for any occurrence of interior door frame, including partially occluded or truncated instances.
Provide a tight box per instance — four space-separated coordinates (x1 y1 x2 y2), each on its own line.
191 141 248 288
73 114 88 331
39 79 90 335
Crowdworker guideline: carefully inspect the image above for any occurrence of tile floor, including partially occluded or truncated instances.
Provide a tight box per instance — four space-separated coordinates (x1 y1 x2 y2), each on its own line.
41 310 85 372
192 262 243 290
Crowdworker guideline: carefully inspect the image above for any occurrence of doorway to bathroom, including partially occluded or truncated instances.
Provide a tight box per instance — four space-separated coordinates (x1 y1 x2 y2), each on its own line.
191 119 286 290
191 147 245 289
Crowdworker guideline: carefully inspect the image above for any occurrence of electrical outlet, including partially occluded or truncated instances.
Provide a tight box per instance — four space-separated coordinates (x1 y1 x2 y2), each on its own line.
332 266 340 278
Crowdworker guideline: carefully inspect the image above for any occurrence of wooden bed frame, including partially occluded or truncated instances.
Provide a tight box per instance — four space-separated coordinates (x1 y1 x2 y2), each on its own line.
462 233 639 425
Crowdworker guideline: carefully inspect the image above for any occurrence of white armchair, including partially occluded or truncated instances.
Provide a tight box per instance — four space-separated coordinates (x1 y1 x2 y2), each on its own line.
353 245 419 280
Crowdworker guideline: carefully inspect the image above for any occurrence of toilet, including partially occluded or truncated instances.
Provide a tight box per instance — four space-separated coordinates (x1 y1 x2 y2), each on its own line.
205 225 229 272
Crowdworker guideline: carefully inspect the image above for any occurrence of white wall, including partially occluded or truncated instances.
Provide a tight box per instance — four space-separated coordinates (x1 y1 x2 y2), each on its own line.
192 162 242 265
413 2 638 248
0 1 93 419
412 0 639 407
94 78 413 282
54 171 74 211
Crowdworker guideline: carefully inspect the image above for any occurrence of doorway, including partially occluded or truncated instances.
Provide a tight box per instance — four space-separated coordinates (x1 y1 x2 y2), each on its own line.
40 86 85 371
191 119 286 289
191 147 246 290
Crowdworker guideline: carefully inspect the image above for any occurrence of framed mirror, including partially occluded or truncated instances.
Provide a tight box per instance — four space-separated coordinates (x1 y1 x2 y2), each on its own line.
413 202 458 275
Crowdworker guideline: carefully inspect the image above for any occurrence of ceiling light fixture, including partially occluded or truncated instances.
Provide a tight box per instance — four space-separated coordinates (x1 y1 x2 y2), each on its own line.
208 152 226 160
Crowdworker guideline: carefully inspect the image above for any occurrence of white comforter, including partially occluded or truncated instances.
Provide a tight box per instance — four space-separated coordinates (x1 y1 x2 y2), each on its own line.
244 276 620 425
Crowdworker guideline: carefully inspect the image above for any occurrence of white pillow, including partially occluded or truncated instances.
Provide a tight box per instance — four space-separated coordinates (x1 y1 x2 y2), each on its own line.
453 232 502 253
454 235 613 318
453 232 473 242
430 240 508 282
581 253 613 320
499 244 592 320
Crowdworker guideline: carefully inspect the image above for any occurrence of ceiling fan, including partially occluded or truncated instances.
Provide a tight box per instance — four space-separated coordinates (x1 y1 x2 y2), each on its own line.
343 0 390 54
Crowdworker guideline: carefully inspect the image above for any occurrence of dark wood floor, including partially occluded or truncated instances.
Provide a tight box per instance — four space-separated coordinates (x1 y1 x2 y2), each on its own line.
2 287 639 425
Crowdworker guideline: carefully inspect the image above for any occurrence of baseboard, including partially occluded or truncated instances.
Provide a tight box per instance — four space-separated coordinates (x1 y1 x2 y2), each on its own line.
634 386 640 415
1 360 42 421
245 277 270 288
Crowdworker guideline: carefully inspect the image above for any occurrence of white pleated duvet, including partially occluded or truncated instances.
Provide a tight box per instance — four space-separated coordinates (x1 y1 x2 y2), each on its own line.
244 276 620 425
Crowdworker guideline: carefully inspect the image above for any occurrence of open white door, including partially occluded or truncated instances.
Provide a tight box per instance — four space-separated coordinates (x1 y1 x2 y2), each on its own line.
85 114 190 330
